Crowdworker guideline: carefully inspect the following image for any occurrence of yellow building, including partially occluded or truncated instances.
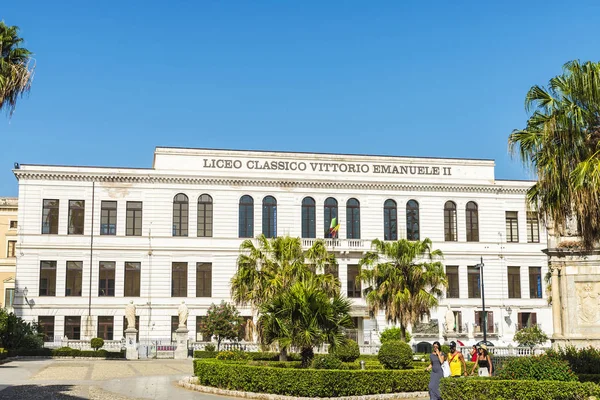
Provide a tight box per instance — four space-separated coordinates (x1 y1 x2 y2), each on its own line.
0 198 17 311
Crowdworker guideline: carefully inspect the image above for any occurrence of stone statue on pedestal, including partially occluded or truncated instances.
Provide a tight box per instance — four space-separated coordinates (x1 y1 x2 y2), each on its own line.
178 301 189 328
444 305 455 333
125 301 136 330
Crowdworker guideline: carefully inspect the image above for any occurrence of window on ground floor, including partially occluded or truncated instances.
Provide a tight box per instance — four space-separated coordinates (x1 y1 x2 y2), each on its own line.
38 316 55 342
64 316 81 340
97 316 114 340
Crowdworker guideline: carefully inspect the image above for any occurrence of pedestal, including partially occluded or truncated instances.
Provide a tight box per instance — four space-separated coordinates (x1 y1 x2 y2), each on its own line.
125 328 138 360
174 327 189 360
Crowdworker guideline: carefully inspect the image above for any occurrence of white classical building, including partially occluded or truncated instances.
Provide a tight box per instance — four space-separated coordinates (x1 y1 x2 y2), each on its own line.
12 147 551 348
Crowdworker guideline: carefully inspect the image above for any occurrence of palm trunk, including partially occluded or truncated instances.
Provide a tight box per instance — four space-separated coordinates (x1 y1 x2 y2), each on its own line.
301 347 314 368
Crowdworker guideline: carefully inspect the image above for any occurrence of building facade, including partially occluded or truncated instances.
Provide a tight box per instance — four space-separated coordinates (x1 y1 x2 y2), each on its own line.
13 147 550 346
0 197 18 311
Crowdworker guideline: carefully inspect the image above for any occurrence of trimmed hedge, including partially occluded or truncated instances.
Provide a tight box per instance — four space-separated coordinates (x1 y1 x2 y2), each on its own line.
495 355 577 382
330 340 360 362
577 374 600 384
377 340 413 369
312 354 344 370
440 378 600 400
194 359 429 397
193 350 301 361
5 347 124 358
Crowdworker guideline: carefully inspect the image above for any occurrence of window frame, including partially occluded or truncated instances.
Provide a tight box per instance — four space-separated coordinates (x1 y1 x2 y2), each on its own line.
68 200 85 235
506 211 519 243
239 195 254 238
526 211 540 243
508 266 522 299
126 201 143 236
171 262 188 297
64 316 81 340
42 199 59 234
324 197 338 238
100 200 117 235
383 199 397 241
7 240 16 258
39 260 57 296
262 196 277 238
97 316 114 340
346 198 360 239
197 194 213 237
406 200 420 241
38 316 55 342
124 262 141 297
467 266 481 298
446 266 459 298
444 201 458 241
196 262 212 297
529 266 542 299
466 201 479 242
65 261 83 297
172 194 189 237
98 261 116 297
347 265 361 298
301 197 316 239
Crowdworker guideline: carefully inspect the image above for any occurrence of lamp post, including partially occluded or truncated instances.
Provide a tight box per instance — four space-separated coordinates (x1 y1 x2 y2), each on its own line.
475 257 486 343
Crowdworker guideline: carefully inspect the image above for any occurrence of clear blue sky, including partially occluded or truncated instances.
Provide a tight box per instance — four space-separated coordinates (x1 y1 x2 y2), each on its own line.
2 1 600 196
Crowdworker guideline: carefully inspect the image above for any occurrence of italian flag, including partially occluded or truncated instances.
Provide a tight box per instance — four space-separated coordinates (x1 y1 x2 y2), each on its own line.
329 217 340 237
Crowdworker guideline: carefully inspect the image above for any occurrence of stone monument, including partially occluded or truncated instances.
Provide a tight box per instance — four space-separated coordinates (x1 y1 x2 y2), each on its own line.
124 301 138 359
444 305 455 334
174 301 189 359
544 218 600 348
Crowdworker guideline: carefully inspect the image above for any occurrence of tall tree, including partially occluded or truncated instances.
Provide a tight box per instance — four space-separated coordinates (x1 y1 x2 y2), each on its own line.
508 60 600 248
0 22 34 116
201 301 243 351
257 277 353 367
231 235 340 359
359 238 446 340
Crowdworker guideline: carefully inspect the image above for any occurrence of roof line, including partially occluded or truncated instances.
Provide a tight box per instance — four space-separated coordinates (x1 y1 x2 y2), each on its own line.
155 146 496 162
17 163 153 170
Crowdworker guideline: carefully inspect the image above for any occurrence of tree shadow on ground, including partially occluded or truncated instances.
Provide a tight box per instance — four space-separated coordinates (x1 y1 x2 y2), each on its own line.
0 384 86 399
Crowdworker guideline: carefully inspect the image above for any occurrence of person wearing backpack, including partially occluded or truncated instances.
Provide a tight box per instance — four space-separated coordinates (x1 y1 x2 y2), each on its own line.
448 341 468 377
425 341 445 400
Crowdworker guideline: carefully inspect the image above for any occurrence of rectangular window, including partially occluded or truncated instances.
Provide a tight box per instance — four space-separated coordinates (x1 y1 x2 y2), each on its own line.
7 240 16 258
39 261 57 296
508 266 521 298
68 200 85 235
517 312 537 330
453 311 463 333
529 267 542 299
99 261 116 296
97 316 114 340
468 266 481 298
446 266 459 298
9 220 17 229
475 311 494 333
347 265 361 298
196 262 212 297
65 261 83 297
42 199 59 234
124 262 141 297
38 316 55 342
527 212 540 243
100 201 117 235
172 262 188 297
171 316 179 340
196 316 210 341
506 211 519 243
64 316 81 340
123 316 139 340
126 201 143 236
4 288 15 308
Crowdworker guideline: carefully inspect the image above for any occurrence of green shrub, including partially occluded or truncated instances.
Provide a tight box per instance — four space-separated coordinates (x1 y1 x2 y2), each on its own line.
90 338 104 351
312 354 344 370
379 327 402 343
205 344 216 352
248 361 303 368
547 345 600 374
330 340 360 362
344 360 384 370
441 378 600 400
194 359 429 396
577 374 600 384
441 345 451 356
513 325 549 347
216 350 248 361
194 350 218 359
377 340 413 370
495 355 577 382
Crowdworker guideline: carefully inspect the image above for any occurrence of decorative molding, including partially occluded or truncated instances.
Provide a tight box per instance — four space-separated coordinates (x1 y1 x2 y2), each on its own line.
14 171 529 194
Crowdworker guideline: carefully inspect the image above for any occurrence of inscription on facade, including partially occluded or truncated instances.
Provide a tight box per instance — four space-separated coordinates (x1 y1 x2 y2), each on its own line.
203 158 452 176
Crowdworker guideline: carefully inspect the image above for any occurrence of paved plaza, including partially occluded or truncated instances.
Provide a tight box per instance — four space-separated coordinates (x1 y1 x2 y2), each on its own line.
0 358 227 400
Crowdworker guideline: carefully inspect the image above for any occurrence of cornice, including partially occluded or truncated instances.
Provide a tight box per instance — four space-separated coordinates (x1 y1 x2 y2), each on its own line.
14 171 529 194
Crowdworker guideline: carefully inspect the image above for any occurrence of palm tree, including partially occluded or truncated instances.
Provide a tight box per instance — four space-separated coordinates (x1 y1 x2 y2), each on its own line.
359 238 446 340
508 60 600 249
0 22 34 116
231 235 339 359
257 277 353 367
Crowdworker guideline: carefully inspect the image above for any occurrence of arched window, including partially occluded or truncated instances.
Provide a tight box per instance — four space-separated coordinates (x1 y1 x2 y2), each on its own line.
324 198 338 238
384 199 397 241
262 196 277 238
239 195 254 238
301 197 316 238
466 201 479 242
172 194 189 236
406 200 420 241
346 198 361 239
197 194 213 237
444 201 458 241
